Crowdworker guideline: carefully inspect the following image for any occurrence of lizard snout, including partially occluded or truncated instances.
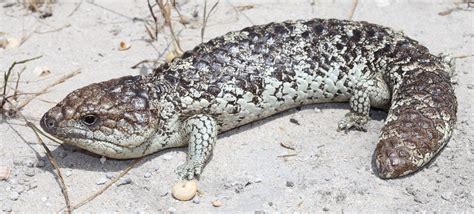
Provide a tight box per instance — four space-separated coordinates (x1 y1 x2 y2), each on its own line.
40 107 64 134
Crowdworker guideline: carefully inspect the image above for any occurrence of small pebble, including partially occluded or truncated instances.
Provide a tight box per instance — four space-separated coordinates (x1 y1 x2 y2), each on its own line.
162 154 173 161
100 156 107 164
41 196 48 202
9 192 20 201
441 192 452 201
172 180 197 201
118 40 131 51
0 166 11 180
467 84 474 89
24 159 35 168
168 207 177 213
7 178 17 185
27 182 38 191
65 170 73 177
254 177 262 183
105 173 114 179
192 196 200 204
24 168 35 177
314 107 322 113
13 159 22 166
2 206 12 212
58 150 68 158
323 207 329 211
15 186 25 194
144 172 152 178
212 199 222 207
289 118 300 125
118 178 132 186
17 179 26 185
36 160 46 168
254 211 266 214
6 38 21 49
286 181 294 187
33 66 51 76
96 177 109 185
165 51 178 62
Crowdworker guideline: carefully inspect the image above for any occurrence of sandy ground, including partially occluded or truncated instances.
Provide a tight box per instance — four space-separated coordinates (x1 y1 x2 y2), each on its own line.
0 0 473 213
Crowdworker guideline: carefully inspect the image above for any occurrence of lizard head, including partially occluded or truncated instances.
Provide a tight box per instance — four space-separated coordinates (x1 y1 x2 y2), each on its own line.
40 75 162 158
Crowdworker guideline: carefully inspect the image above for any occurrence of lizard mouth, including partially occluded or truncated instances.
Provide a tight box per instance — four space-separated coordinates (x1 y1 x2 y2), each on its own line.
48 128 147 159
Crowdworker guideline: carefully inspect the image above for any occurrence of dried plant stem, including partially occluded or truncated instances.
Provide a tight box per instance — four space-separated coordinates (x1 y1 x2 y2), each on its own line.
62 157 143 211
201 0 219 43
15 69 81 111
146 0 159 40
348 0 358 20
1 56 43 108
10 93 79 211
26 121 71 214
34 23 72 34
156 0 183 54
67 0 83 17
453 54 474 59
130 59 162 69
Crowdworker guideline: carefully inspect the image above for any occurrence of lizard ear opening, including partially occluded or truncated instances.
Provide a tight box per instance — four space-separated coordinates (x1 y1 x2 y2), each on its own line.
82 114 98 126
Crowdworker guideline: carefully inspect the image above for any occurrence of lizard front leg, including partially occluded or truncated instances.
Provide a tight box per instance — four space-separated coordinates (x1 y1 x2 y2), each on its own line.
176 114 218 180
338 75 391 132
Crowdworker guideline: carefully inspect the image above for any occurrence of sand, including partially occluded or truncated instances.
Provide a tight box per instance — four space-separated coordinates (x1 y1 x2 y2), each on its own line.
0 0 473 212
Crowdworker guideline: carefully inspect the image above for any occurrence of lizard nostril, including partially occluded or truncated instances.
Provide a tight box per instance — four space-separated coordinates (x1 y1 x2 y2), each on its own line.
41 115 56 131
46 119 55 128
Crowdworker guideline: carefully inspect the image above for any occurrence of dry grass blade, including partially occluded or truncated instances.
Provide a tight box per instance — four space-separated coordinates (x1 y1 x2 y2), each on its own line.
277 153 298 158
453 54 474 59
34 23 72 34
130 59 162 69
67 0 83 17
60 157 143 212
146 0 159 40
348 0 358 20
16 69 81 111
1 56 42 109
156 0 183 55
201 0 219 43
26 121 71 214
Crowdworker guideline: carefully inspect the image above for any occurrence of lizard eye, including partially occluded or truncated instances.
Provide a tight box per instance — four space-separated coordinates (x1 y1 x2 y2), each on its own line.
82 114 98 126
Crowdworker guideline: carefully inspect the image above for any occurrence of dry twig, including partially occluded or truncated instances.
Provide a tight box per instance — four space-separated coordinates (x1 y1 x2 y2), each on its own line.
1 56 42 110
156 0 184 55
27 121 72 214
16 69 81 111
6 109 72 213
130 59 162 69
348 0 358 20
146 0 160 41
201 0 219 43
453 54 474 59
61 158 143 211
34 23 72 34
67 0 83 17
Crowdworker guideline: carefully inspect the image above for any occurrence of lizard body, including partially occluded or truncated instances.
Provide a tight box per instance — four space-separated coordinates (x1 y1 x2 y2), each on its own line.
40 19 457 179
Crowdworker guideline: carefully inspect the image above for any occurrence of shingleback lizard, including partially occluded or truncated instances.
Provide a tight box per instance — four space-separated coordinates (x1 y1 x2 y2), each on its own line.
40 19 457 179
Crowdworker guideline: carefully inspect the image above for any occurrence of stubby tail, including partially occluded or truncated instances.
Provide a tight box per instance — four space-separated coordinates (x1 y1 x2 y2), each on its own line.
375 57 457 178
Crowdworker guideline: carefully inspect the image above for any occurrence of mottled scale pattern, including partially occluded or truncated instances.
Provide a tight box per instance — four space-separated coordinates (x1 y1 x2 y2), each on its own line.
41 18 457 179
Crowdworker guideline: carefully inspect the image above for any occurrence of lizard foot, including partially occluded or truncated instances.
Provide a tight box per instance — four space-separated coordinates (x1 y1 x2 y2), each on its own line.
337 112 368 133
176 161 204 180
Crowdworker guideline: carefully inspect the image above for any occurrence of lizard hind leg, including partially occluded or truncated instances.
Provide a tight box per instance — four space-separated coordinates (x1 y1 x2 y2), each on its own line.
337 75 391 132
176 114 218 180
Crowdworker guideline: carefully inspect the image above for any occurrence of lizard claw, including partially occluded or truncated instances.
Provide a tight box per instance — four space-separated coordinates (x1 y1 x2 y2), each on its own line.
337 112 368 133
176 161 204 180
